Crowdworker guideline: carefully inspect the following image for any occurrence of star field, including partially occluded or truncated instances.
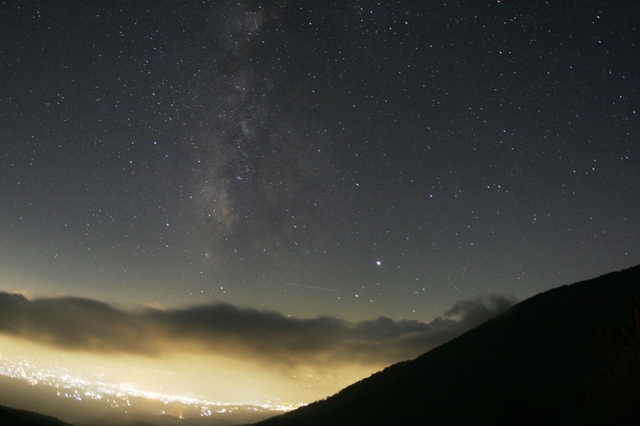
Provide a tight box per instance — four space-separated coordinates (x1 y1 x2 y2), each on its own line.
1 1 638 323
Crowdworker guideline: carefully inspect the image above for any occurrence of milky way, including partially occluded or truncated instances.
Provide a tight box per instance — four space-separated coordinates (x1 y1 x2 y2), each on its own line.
0 1 638 322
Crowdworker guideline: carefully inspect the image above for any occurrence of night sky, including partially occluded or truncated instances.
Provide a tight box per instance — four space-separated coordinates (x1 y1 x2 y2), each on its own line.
0 0 639 406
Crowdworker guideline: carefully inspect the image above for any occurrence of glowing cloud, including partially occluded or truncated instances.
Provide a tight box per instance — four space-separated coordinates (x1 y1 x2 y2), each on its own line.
0 292 515 371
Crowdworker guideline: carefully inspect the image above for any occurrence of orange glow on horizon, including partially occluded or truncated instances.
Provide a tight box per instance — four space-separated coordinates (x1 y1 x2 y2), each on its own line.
0 333 381 415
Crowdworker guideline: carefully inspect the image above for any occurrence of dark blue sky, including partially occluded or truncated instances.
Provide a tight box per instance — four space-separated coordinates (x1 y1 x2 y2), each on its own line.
1 1 638 322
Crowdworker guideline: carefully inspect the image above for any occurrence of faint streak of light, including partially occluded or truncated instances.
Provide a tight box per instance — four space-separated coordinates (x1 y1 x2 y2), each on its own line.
283 282 337 292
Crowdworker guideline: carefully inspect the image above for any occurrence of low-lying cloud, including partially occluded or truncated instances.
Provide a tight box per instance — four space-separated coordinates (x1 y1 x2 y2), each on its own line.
0 292 515 369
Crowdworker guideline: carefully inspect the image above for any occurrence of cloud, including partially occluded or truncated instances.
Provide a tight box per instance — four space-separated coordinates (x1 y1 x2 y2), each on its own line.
0 292 515 370
444 293 517 328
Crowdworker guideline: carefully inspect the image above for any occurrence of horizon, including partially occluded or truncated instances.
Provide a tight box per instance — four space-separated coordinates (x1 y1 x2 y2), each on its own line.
1 264 638 424
0 289 517 410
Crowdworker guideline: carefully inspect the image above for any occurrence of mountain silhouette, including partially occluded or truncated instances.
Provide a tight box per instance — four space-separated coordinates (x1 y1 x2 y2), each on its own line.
254 265 640 426
0 405 72 426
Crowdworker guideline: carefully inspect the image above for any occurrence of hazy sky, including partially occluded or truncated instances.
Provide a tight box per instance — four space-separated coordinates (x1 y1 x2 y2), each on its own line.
0 0 638 407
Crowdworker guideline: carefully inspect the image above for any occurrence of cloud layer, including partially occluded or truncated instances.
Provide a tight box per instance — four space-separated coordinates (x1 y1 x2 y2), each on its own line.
0 292 515 370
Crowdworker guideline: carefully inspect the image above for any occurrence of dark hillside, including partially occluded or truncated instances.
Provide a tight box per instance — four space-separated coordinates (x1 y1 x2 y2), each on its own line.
0 405 72 426
255 266 640 426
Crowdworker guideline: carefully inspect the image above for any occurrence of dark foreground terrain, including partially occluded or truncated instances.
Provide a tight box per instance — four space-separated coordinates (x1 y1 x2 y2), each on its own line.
255 266 640 426
0 405 72 426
